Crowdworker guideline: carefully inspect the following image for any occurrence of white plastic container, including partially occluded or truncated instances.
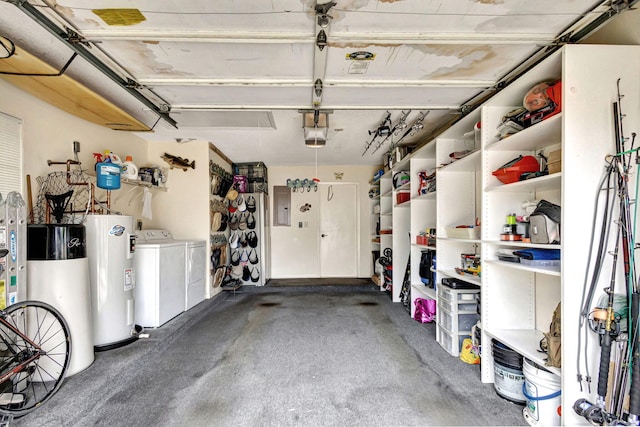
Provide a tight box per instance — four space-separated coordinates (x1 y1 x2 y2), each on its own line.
122 156 139 180
105 151 123 166
523 358 561 426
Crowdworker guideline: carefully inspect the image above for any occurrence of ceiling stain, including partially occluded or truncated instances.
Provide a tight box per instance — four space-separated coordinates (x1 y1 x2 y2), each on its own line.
330 42 401 49
46 0 75 19
119 41 191 77
411 44 498 80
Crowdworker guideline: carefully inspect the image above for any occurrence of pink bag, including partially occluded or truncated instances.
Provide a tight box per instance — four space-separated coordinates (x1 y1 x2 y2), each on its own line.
233 175 248 193
414 298 436 323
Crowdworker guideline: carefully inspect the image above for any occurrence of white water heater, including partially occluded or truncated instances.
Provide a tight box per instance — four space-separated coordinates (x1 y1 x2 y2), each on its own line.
85 214 137 350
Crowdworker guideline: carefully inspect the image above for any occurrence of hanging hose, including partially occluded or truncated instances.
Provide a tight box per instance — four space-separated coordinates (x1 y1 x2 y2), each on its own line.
577 163 616 392
575 81 640 424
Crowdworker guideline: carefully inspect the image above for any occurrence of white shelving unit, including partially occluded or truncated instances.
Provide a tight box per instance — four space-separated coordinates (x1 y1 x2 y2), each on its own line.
409 141 437 313
377 45 640 425
391 156 411 302
477 45 640 426
378 170 393 292
369 177 381 285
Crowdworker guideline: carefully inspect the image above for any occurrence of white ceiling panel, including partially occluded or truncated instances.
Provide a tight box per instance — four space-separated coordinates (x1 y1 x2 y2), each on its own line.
0 0 625 166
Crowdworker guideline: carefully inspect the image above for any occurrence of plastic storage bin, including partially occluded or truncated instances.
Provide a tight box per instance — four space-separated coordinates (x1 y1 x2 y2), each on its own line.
437 295 477 313
436 325 469 357
437 306 480 333
445 227 480 239
519 258 561 268
438 283 480 309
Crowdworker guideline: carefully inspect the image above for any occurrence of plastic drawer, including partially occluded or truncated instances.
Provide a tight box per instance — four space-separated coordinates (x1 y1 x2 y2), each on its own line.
437 306 480 334
436 325 470 357
438 286 480 307
437 296 477 313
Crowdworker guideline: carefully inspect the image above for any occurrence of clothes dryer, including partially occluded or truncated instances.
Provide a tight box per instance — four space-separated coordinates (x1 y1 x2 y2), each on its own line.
184 239 206 310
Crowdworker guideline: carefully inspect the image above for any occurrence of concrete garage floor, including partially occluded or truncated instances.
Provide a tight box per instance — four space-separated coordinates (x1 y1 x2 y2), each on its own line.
15 284 526 426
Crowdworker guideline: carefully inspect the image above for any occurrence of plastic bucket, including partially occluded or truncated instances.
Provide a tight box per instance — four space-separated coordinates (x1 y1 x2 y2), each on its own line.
522 358 561 426
96 162 121 190
492 339 525 404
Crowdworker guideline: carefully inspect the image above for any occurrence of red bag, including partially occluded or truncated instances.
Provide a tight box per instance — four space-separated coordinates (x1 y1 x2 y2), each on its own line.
520 80 562 127
414 298 436 323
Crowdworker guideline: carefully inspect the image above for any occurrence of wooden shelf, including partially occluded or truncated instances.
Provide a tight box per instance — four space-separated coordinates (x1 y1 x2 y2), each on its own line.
0 44 151 131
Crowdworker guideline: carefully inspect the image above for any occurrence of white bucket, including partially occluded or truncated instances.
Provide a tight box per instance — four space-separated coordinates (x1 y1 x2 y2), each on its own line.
522 358 561 426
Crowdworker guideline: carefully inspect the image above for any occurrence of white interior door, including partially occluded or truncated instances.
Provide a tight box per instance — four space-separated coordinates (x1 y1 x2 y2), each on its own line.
319 183 359 277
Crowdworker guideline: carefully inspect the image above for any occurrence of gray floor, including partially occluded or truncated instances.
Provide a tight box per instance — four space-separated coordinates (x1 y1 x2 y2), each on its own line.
14 284 526 426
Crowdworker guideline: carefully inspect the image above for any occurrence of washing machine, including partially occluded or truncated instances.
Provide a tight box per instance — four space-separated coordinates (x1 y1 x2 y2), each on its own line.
134 230 186 328
184 239 206 311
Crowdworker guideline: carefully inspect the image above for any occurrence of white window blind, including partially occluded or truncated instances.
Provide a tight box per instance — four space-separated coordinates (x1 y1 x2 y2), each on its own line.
0 112 23 197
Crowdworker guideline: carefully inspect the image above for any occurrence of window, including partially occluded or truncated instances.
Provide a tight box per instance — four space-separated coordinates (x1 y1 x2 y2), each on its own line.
0 112 23 197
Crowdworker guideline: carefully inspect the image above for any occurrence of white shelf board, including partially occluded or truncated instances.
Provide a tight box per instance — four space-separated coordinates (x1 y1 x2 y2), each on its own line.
484 259 560 276
86 171 168 191
411 283 436 300
394 201 411 208
395 182 411 192
412 244 436 250
485 328 561 377
484 241 561 250
380 190 393 197
485 172 561 193
413 191 436 201
486 114 562 152
439 150 481 172
437 236 481 244
394 155 412 171
437 269 481 287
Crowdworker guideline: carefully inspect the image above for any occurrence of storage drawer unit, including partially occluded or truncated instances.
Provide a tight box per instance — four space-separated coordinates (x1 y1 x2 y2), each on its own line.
437 283 480 313
438 296 477 313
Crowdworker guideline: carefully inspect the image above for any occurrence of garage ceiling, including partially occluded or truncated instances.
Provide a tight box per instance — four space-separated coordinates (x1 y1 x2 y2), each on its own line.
0 0 634 166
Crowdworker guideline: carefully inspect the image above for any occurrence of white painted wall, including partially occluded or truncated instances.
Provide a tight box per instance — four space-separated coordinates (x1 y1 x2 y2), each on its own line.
268 165 377 279
0 80 223 297
0 79 148 218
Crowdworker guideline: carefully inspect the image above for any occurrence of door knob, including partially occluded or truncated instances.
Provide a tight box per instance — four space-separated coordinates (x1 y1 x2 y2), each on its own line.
321 234 327 237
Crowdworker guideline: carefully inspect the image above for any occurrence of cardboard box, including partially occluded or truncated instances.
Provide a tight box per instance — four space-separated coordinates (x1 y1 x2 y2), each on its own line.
548 149 561 174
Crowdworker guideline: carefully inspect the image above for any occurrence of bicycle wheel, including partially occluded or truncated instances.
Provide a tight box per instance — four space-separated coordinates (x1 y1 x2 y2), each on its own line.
0 301 71 417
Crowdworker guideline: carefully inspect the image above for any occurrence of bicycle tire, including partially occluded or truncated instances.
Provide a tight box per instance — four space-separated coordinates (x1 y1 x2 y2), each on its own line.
0 300 71 417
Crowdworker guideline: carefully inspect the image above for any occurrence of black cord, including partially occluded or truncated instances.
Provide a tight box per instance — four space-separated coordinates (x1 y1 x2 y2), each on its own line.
0 49 78 77
0 36 16 59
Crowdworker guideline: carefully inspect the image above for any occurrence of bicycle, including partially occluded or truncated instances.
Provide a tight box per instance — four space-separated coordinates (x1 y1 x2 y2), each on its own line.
0 250 71 417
